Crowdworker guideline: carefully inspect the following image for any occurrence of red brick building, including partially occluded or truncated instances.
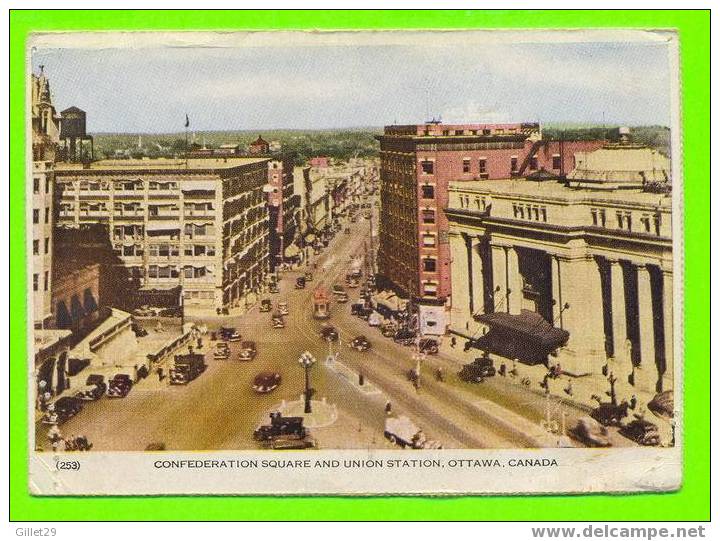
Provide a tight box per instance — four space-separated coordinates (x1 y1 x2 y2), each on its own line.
375 123 604 308
249 135 270 154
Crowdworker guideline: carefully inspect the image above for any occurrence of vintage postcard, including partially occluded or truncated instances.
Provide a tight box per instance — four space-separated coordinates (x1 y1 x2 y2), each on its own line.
27 29 682 495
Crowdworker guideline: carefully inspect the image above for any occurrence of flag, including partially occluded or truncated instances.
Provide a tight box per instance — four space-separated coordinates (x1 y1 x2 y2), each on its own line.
185 114 190 128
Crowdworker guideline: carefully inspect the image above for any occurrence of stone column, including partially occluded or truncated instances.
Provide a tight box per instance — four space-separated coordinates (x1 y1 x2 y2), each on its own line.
636 264 659 393
555 256 605 376
506 246 522 315
490 243 507 313
661 267 674 392
551 255 563 327
449 232 471 329
470 239 485 315
608 259 628 364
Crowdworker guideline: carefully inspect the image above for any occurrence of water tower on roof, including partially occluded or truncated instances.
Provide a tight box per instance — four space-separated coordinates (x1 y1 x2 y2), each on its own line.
59 106 93 162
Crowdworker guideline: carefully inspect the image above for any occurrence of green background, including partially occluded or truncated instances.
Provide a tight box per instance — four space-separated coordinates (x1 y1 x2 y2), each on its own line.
10 10 710 521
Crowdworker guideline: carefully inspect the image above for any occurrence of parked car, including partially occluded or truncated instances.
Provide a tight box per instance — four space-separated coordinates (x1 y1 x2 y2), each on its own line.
418 338 439 355
131 322 148 337
619 418 661 446
459 356 496 382
238 341 257 361
320 325 339 342
350 335 371 352
252 372 282 394
213 347 230 360
259 298 272 312
219 327 241 342
277 301 289 316
107 374 133 397
393 329 417 346
41 396 84 425
295 277 306 289
590 402 629 427
169 353 207 385
569 416 611 447
351 303 373 319
304 272 313 282
384 416 441 449
74 374 107 401
271 315 286 329
269 283 280 294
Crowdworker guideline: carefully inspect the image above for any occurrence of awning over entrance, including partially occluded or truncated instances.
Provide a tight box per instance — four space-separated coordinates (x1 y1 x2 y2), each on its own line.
474 310 569 365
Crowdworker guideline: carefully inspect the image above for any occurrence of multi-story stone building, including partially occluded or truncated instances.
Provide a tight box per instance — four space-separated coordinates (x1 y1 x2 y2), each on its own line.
31 67 61 327
265 156 299 268
54 157 272 310
445 141 673 396
375 123 604 305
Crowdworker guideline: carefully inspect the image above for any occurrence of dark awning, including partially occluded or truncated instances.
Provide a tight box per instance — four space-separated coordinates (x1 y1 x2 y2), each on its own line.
473 310 569 365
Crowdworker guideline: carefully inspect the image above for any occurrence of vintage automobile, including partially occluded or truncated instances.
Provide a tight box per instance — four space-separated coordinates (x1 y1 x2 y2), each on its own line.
268 283 280 294
107 374 133 398
277 301 289 316
271 314 286 329
131 322 149 338
320 325 339 342
350 335 372 352
252 372 282 394
619 418 661 446
350 303 373 319
458 356 496 382
380 322 398 337
238 341 257 361
393 328 417 346
169 353 207 385
253 412 307 441
259 298 272 312
418 338 440 355
590 402 629 427
41 396 84 425
74 374 107 401
569 416 611 447
304 271 313 282
218 327 242 342
295 277 306 289
213 345 230 360
384 416 442 449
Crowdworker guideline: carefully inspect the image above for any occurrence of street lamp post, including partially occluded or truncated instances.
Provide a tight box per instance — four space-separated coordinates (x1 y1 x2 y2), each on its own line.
298 351 317 414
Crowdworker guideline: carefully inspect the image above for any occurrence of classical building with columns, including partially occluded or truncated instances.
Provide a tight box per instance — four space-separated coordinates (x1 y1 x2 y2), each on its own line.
445 142 673 396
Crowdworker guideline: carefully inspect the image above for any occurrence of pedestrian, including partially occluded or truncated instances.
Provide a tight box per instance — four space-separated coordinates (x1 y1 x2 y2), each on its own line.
450 336 457 349
499 363 507 377
385 401 392 415
157 367 164 381
630 394 638 410
359 373 365 386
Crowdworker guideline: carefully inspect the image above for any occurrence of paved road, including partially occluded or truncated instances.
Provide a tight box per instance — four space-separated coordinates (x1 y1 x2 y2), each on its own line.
36 202 633 451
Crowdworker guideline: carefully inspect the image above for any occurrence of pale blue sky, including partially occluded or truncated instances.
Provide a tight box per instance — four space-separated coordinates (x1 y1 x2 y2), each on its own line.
31 39 673 132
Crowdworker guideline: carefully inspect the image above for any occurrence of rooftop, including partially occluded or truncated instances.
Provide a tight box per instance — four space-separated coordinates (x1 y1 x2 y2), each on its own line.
449 178 671 208
55 156 268 172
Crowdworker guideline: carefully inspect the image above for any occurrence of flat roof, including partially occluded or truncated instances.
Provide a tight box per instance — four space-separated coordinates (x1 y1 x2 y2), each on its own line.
56 157 268 172
449 178 672 207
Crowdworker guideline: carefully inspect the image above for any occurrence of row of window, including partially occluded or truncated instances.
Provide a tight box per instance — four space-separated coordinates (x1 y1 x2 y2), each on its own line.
418 155 563 176
32 271 49 292
147 265 215 279
590 208 663 235
458 195 488 211
32 207 50 224
32 176 51 195
61 180 182 191
32 237 50 256
513 203 548 222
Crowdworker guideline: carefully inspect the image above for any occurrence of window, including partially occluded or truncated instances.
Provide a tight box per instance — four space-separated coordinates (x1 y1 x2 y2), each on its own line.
422 234 436 247
479 159 487 174
483 129 491 135
33 273 39 291
44 237 49 254
33 209 39 224
616 211 624 229
420 160 434 174
641 214 651 233
510 157 518 173
423 282 438 297
422 209 435 224
44 207 50 223
421 185 434 199
423 258 437 272
530 156 538 171
654 214 661 235
552 154 562 170
44 271 49 291
32 240 39 255
541 208 547 222
591 209 598 226
33 178 40 194
463 159 471 173
625 213 632 231
45 177 50 193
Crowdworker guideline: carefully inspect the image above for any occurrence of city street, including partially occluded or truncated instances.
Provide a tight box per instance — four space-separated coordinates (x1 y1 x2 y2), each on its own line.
36 196 634 451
